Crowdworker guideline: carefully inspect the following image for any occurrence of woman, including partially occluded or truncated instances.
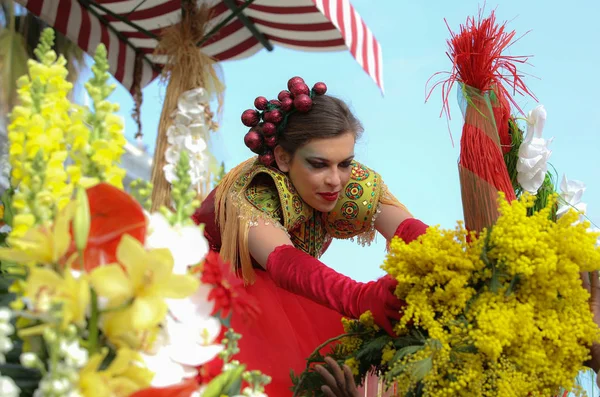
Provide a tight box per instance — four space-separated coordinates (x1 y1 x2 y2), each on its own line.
193 76 429 396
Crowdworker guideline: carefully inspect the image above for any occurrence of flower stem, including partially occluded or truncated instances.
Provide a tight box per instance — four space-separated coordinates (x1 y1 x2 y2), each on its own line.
88 288 99 355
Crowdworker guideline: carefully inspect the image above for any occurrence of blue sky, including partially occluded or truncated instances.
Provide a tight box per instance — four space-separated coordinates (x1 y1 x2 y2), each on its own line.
95 0 600 391
106 0 600 282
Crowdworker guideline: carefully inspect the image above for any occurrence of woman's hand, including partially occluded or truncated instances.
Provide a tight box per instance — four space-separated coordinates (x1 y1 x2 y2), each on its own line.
580 271 600 381
315 357 360 397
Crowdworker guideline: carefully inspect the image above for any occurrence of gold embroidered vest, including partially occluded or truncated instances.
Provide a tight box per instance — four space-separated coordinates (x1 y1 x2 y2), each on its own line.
215 158 401 283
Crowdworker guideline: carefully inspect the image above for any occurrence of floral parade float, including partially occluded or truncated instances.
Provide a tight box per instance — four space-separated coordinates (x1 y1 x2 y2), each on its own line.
0 29 269 397
0 5 599 397
291 10 600 397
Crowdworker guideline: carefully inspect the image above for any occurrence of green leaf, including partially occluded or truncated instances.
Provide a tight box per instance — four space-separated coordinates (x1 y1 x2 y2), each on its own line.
355 334 391 363
410 356 432 382
505 274 521 296
392 328 428 347
224 375 243 396
198 372 228 397
391 345 424 363
384 361 409 383
453 344 478 354
223 363 246 395
203 364 246 397
215 309 232 328
0 291 15 307
489 263 501 293
1 187 15 227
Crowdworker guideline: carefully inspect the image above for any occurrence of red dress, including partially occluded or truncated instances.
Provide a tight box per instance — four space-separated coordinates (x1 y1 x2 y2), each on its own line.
193 189 345 396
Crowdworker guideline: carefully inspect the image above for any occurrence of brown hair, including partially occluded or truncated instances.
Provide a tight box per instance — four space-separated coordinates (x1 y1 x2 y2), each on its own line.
277 95 364 155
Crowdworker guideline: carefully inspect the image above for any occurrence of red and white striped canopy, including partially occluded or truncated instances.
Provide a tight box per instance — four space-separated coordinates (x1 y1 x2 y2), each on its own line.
15 0 384 94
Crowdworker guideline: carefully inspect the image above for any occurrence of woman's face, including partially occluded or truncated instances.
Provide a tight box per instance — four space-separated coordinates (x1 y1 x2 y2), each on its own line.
275 132 355 213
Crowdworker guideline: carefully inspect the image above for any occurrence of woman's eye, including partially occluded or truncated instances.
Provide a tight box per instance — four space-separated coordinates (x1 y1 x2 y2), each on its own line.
339 162 352 168
309 162 326 169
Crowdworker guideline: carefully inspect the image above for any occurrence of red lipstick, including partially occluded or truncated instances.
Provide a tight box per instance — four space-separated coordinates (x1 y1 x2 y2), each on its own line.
318 192 339 202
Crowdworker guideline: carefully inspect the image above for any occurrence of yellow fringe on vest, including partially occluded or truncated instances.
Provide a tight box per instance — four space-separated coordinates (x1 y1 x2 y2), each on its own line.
214 157 261 284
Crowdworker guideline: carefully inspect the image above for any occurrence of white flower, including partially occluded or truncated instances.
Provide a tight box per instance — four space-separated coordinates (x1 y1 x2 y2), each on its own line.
516 105 553 194
164 88 212 189
51 378 70 394
59 340 88 368
145 212 209 274
163 163 178 184
165 146 181 165
142 284 223 387
167 126 188 145
178 88 209 117
557 175 587 219
174 112 193 127
0 307 14 363
189 122 208 137
0 308 12 323
242 387 268 397
0 375 20 397
167 284 215 327
163 313 222 366
20 353 39 368
0 336 13 355
0 323 14 338
141 343 188 387
185 135 207 154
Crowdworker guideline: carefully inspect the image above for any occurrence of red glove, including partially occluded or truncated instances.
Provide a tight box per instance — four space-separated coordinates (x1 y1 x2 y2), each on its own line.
266 245 402 335
394 218 429 243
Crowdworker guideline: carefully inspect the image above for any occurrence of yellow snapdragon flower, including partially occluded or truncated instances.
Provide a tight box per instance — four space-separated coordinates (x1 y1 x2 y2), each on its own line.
7 29 72 235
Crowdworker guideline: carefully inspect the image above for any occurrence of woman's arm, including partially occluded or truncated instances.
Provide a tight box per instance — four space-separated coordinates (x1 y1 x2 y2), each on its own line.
374 204 413 241
375 202 430 244
247 219 401 334
247 219 294 268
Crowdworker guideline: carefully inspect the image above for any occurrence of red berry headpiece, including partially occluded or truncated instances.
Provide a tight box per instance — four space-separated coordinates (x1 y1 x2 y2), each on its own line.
241 76 328 166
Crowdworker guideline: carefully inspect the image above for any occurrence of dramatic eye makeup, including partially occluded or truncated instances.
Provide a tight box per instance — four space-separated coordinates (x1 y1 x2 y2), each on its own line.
305 155 354 169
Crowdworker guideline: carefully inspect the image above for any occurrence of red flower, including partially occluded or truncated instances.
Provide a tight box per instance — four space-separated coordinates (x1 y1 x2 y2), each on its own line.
129 378 199 397
201 251 260 322
195 356 224 386
71 183 147 272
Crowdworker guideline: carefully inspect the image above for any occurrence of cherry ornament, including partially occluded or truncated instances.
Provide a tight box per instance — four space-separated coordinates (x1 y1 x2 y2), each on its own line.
241 109 260 127
254 96 268 110
293 94 313 113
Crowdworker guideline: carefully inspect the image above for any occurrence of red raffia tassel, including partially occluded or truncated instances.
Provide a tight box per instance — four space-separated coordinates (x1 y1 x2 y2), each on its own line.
426 9 537 233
